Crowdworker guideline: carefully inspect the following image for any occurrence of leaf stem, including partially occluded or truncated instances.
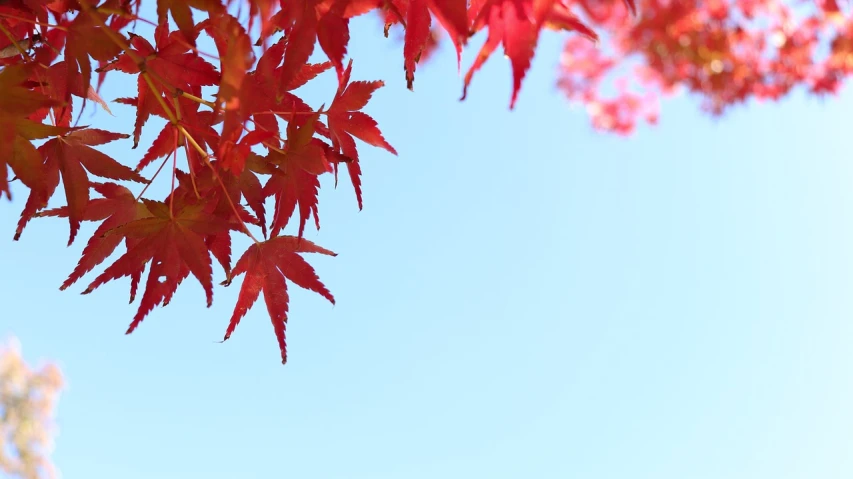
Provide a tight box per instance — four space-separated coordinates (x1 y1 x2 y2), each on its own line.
254 110 324 117
172 94 200 199
169 128 178 218
179 125 260 244
135 153 171 200
0 12 68 30
141 74 179 124
179 90 216 108
82 0 260 244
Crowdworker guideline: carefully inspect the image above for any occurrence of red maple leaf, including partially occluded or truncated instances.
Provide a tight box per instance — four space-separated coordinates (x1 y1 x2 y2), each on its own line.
82 197 227 334
240 36 332 145
402 0 469 88
155 0 223 45
326 61 397 209
237 153 272 238
167 167 258 276
38 61 114 127
404 0 431 89
63 8 123 104
463 0 603 108
275 0 322 88
38 182 150 293
0 64 62 200
16 128 145 245
223 235 336 364
130 92 210 172
101 22 219 147
200 13 255 171
273 0 368 86
316 0 350 79
263 109 331 238
245 0 278 38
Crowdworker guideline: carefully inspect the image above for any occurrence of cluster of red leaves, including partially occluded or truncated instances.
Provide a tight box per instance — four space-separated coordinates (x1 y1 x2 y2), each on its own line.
557 0 853 134
0 0 621 363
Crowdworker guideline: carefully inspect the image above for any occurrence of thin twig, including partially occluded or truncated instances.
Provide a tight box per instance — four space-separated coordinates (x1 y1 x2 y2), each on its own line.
179 125 260 244
135 154 171 200
0 12 67 30
179 90 216 108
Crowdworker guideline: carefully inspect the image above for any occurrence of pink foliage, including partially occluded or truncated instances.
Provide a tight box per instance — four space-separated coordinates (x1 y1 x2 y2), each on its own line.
557 0 853 133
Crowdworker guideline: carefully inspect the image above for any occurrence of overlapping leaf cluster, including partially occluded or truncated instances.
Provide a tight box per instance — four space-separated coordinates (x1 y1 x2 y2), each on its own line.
556 0 853 134
1 0 618 363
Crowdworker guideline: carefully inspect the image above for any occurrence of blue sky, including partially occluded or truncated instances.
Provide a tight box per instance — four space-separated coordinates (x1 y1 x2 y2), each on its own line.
3 11 853 479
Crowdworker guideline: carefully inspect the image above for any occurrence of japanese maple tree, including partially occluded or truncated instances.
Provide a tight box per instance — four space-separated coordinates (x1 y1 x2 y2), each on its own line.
1 0 850 363
553 0 853 134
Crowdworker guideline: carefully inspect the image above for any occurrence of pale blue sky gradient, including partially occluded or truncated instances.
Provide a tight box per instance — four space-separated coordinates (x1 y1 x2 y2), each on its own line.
3 13 853 479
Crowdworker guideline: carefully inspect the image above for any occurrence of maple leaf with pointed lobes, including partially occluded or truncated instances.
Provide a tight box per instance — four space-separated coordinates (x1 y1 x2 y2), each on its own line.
129 91 206 171
327 61 397 210
15 129 144 245
316 0 351 79
426 0 470 58
229 36 332 149
4 136 41 196
219 128 276 174
265 164 321 237
200 13 254 173
172 164 263 231
273 60 334 136
63 8 122 106
463 0 543 109
404 0 431 89
274 0 359 88
223 36 288 143
401 0 469 89
262 109 330 238
36 61 114 128
38 182 151 292
288 61 337 90
82 198 227 334
137 122 180 171
168 168 255 276
462 0 614 108
101 23 219 147
223 236 336 364
236 153 273 238
263 112 332 238
0 64 62 200
155 0 223 45
107 0 144 36
275 0 320 90
245 0 278 38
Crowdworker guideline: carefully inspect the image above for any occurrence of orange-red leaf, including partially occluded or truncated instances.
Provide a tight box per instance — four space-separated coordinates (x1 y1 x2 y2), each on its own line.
327 61 396 209
224 236 336 364
16 129 142 244
278 0 319 90
463 0 554 108
155 0 222 45
83 199 225 333
404 0 431 89
427 0 469 61
40 182 151 291
317 2 350 78
65 13 122 104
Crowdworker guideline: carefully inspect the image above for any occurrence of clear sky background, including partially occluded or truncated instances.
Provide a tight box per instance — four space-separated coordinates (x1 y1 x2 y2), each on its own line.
3 11 853 479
